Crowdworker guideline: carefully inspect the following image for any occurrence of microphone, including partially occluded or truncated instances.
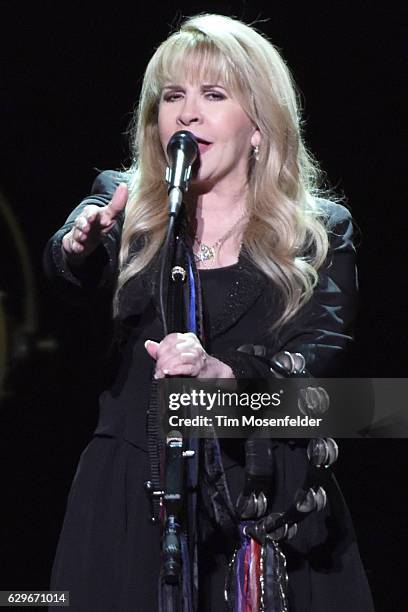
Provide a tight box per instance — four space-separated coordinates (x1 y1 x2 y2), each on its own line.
165 130 198 216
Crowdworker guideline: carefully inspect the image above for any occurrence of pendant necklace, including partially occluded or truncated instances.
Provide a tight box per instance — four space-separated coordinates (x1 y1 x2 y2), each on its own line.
193 213 247 266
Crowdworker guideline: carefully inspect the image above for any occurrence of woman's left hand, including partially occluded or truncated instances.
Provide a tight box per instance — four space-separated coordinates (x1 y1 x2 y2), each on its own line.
144 332 234 379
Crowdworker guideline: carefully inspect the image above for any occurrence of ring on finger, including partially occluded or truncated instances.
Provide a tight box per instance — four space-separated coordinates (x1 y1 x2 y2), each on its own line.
180 352 196 361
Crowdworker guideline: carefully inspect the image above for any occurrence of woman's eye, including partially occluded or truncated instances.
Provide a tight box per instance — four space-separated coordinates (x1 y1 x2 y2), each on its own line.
205 91 226 100
163 93 183 102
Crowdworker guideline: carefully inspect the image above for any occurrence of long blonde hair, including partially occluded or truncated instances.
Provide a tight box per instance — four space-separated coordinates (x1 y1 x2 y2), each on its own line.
116 13 332 328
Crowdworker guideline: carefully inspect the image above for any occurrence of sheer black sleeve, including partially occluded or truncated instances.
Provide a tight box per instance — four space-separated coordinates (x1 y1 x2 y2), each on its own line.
43 170 126 294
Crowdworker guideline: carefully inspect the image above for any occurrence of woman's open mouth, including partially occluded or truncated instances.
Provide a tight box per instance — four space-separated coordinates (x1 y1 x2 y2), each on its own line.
198 142 212 154
194 136 213 155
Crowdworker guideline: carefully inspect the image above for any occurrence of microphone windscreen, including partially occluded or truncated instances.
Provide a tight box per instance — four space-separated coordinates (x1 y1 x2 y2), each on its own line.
167 130 198 166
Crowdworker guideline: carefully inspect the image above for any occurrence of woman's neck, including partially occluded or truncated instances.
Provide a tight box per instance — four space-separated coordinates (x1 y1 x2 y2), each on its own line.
184 186 249 269
185 185 249 243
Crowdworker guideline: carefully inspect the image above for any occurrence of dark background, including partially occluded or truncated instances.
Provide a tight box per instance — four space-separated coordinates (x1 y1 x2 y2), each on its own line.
0 1 405 610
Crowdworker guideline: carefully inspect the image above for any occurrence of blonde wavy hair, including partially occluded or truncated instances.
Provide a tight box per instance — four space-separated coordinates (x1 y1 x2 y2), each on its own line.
116 13 331 328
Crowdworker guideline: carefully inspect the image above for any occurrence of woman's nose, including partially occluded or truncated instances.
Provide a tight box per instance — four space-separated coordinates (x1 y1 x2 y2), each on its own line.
177 97 202 126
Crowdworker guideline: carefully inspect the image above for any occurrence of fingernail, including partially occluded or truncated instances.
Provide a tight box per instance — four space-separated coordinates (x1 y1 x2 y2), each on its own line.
144 340 151 349
163 369 170 375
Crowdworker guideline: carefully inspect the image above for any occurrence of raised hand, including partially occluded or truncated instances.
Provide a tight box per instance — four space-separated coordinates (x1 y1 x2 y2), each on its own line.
62 182 128 263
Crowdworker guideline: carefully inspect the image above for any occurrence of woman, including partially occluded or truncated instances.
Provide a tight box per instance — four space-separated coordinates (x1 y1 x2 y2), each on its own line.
44 13 374 612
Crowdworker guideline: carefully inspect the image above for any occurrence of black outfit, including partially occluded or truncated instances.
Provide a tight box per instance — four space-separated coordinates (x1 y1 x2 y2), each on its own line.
44 170 375 611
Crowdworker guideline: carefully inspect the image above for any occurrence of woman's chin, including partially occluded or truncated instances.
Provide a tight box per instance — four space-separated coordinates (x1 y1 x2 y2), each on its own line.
189 175 216 195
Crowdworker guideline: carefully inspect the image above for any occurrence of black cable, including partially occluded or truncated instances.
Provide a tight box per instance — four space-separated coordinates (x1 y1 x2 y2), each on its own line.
159 214 176 337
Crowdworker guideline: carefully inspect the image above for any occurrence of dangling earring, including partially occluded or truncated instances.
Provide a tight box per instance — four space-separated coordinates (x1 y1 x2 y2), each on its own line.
253 145 260 161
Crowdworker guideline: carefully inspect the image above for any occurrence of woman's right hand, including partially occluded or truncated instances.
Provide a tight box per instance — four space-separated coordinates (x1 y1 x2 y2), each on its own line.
62 182 128 263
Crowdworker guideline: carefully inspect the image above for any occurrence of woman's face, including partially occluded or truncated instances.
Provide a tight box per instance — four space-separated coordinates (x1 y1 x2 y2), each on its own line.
158 79 260 191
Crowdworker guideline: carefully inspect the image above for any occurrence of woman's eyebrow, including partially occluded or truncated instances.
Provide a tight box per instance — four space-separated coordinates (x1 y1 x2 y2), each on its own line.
201 84 227 91
162 84 183 91
162 83 226 90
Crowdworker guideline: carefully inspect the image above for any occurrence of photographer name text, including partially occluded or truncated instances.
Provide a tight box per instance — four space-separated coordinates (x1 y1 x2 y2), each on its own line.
168 414 323 428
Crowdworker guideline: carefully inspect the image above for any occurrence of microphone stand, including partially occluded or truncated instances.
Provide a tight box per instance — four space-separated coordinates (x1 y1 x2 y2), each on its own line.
159 130 197 337
156 132 198 605
162 431 196 583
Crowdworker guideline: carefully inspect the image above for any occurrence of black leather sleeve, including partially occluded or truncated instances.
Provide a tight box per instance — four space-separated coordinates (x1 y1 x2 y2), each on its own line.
219 203 358 378
42 170 126 294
